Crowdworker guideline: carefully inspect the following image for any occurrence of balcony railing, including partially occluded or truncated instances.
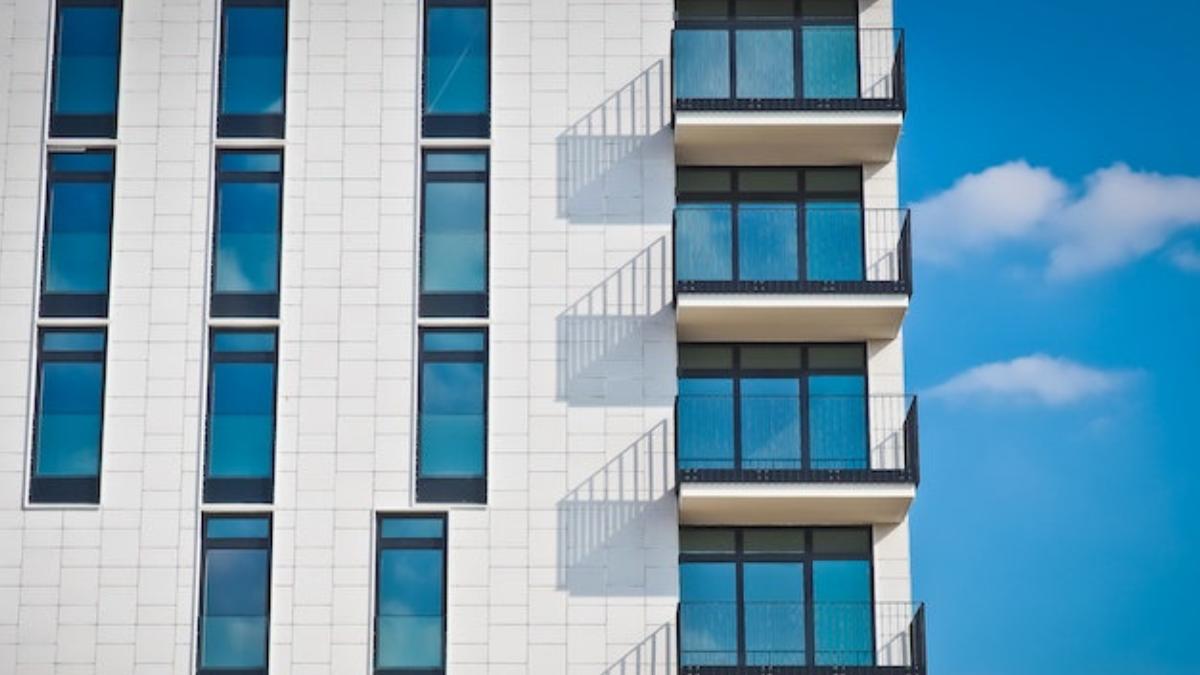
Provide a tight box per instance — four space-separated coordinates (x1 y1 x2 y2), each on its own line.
673 27 906 112
675 395 919 485
674 208 912 296
677 601 926 674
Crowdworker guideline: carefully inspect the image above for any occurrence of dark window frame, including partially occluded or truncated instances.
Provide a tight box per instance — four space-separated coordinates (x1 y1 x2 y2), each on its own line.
216 0 289 138
203 327 279 504
418 149 490 318
29 327 107 504
416 327 488 504
677 343 869 475
678 525 877 671
40 148 117 318
673 0 869 108
675 166 866 286
197 513 273 675
421 0 491 138
374 513 449 675
211 148 284 318
49 0 124 138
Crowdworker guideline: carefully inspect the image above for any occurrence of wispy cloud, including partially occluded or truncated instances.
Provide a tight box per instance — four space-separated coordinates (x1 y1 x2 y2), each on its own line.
929 354 1138 406
1169 242 1200 273
913 161 1200 278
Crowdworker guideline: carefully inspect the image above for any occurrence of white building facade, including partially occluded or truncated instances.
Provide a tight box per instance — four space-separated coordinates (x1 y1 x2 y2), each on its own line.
0 0 923 673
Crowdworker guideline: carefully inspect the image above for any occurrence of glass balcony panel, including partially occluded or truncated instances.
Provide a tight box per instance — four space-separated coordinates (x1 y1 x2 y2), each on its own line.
678 379 735 470
674 30 730 99
735 30 795 99
740 380 802 470
738 204 799 281
680 563 739 667
809 378 868 470
813 561 874 666
806 203 864 281
744 562 806 666
676 204 733 282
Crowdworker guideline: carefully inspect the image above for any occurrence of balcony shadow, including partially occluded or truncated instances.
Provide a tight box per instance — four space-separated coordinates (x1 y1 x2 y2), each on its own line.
557 421 676 597
557 59 673 224
602 623 675 675
557 237 674 406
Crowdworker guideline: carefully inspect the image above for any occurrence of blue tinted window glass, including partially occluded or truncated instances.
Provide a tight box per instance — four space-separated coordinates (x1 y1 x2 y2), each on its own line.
209 362 275 478
739 204 799 281
419 361 485 477
806 203 863 281
744 563 806 666
221 7 285 115
53 7 120 115
381 518 445 540
680 562 737 666
674 30 730 99
213 331 276 353
812 560 872 666
809 376 867 469
216 180 281 293
378 548 444 668
422 331 485 353
803 25 858 99
676 204 733 282
36 361 102 477
678 378 733 470
52 153 114 172
741 379 801 470
45 170 113 295
425 7 487 115
426 152 486 172
42 330 104 352
219 152 282 173
423 180 486 293
207 517 270 539
736 30 795 99
201 548 269 668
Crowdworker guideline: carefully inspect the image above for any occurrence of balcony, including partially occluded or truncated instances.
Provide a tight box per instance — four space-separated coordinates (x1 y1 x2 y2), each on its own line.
676 395 919 525
673 26 906 165
678 602 927 675
674 208 912 341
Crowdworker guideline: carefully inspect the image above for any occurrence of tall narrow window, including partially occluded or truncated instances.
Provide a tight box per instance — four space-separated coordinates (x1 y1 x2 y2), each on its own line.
41 150 115 317
49 0 122 138
375 515 447 673
198 515 272 675
218 0 287 138
29 328 106 504
423 0 489 137
212 150 282 318
417 328 487 503
205 330 278 504
420 151 488 317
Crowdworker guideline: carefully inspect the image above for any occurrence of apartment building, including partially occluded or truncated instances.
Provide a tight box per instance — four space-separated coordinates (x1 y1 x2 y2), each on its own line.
0 0 924 673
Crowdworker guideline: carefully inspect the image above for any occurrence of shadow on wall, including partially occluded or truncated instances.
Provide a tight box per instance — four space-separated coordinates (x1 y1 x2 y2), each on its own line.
557 59 673 224
558 421 676 597
603 623 675 675
557 237 675 406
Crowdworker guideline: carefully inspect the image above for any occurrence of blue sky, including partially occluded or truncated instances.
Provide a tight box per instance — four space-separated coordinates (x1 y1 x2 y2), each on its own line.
897 2 1200 673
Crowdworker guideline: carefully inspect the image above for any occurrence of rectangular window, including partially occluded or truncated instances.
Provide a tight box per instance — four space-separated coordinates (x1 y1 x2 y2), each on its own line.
217 0 287 138
417 328 487 503
676 167 870 288
29 328 106 504
212 150 283 318
49 0 122 138
41 150 116 317
198 515 272 675
375 515 447 673
679 527 873 668
204 329 278 504
423 0 489 137
676 344 868 474
420 150 488 317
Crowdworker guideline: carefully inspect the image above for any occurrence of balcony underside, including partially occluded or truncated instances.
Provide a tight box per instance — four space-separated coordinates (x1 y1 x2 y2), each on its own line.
676 292 908 341
674 111 903 166
678 483 916 526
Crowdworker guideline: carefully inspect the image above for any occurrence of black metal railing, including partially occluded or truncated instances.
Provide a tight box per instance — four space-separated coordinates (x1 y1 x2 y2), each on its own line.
673 27 906 113
674 208 913 296
675 395 919 485
677 601 926 674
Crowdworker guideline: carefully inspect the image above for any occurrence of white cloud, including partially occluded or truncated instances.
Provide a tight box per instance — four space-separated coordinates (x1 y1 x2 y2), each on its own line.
928 354 1136 406
1168 242 1200 273
913 161 1200 278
